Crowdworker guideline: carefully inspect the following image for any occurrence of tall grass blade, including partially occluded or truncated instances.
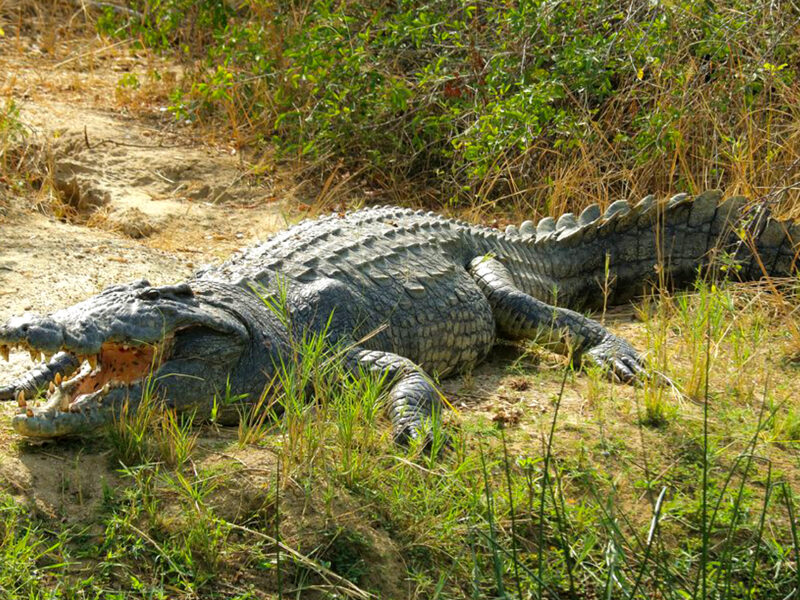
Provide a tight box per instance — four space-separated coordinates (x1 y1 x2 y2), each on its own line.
782 482 800 599
501 428 523 599
628 486 667 599
538 366 569 600
479 443 506 598
747 462 772 597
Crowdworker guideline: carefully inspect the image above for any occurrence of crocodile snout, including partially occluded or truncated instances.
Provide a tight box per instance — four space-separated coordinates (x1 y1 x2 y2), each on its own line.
0 314 66 358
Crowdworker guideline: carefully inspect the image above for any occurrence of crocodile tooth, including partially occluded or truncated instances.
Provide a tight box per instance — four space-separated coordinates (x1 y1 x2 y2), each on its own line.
54 372 63 386
44 351 54 362
0 345 8 361
26 408 33 418
536 216 556 236
49 382 55 394
556 213 577 231
505 225 519 237
102 383 111 395
519 220 536 237
29 349 38 362
17 391 26 408
88 355 97 370
604 199 631 219
578 204 601 226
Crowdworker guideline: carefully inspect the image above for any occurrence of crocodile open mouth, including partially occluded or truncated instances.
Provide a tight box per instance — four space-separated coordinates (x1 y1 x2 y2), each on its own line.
9 338 172 416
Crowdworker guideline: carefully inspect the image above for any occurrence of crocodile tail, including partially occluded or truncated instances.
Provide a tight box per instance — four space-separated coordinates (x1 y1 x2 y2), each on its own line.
500 190 800 310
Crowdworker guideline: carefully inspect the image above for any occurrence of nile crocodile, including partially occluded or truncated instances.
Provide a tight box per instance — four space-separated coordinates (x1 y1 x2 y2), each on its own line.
1 191 798 441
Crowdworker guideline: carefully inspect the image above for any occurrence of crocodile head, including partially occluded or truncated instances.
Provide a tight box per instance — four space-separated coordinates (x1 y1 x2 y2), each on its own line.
0 279 285 438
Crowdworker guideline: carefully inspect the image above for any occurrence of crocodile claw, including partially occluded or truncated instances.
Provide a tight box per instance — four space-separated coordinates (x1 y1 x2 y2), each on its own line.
582 335 652 384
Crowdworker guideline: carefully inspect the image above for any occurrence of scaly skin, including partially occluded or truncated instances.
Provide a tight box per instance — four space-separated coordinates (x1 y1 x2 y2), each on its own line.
1 191 798 440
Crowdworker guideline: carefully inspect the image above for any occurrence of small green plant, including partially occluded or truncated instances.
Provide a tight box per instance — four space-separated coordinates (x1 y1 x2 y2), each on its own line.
155 408 199 469
116 72 141 90
674 280 732 399
639 382 675 429
0 98 34 200
236 384 276 448
330 366 387 484
108 372 163 466
210 375 250 426
108 358 199 469
0 493 67 594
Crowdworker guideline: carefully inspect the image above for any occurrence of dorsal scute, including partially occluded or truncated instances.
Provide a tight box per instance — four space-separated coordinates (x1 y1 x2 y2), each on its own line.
634 194 656 212
519 220 536 238
667 193 691 208
536 216 556 237
604 199 631 219
529 192 728 250
760 217 788 247
689 190 722 226
578 204 601 225
556 212 578 230
711 195 747 234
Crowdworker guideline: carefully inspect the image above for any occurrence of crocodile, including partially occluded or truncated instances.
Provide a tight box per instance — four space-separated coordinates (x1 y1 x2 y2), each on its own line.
1 191 798 441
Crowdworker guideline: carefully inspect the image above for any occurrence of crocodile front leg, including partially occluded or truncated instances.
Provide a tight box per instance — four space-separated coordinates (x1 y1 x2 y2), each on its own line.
468 256 649 382
344 346 444 447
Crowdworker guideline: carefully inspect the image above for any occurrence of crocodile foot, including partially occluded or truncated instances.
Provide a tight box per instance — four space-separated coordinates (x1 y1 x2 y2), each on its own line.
582 334 654 384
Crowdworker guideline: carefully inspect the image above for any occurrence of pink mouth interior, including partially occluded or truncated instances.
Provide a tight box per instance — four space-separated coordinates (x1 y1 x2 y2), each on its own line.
58 341 170 409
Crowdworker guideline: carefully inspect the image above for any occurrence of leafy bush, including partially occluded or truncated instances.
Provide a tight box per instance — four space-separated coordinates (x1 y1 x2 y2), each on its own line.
101 0 800 207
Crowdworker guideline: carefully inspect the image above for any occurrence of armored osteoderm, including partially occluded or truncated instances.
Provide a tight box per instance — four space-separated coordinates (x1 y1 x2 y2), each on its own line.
1 191 798 441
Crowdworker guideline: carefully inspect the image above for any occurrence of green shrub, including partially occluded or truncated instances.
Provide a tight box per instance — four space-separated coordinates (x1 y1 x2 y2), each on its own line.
101 0 800 206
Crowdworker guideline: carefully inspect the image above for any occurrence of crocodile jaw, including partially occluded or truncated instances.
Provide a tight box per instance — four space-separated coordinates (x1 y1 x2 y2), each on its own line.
11 385 134 437
9 340 167 438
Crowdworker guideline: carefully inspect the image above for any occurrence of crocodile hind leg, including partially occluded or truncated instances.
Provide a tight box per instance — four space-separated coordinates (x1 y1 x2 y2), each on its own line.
468 256 649 382
344 346 445 447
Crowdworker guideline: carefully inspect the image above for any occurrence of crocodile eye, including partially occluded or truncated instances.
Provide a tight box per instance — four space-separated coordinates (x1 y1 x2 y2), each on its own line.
140 289 161 301
162 283 194 297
